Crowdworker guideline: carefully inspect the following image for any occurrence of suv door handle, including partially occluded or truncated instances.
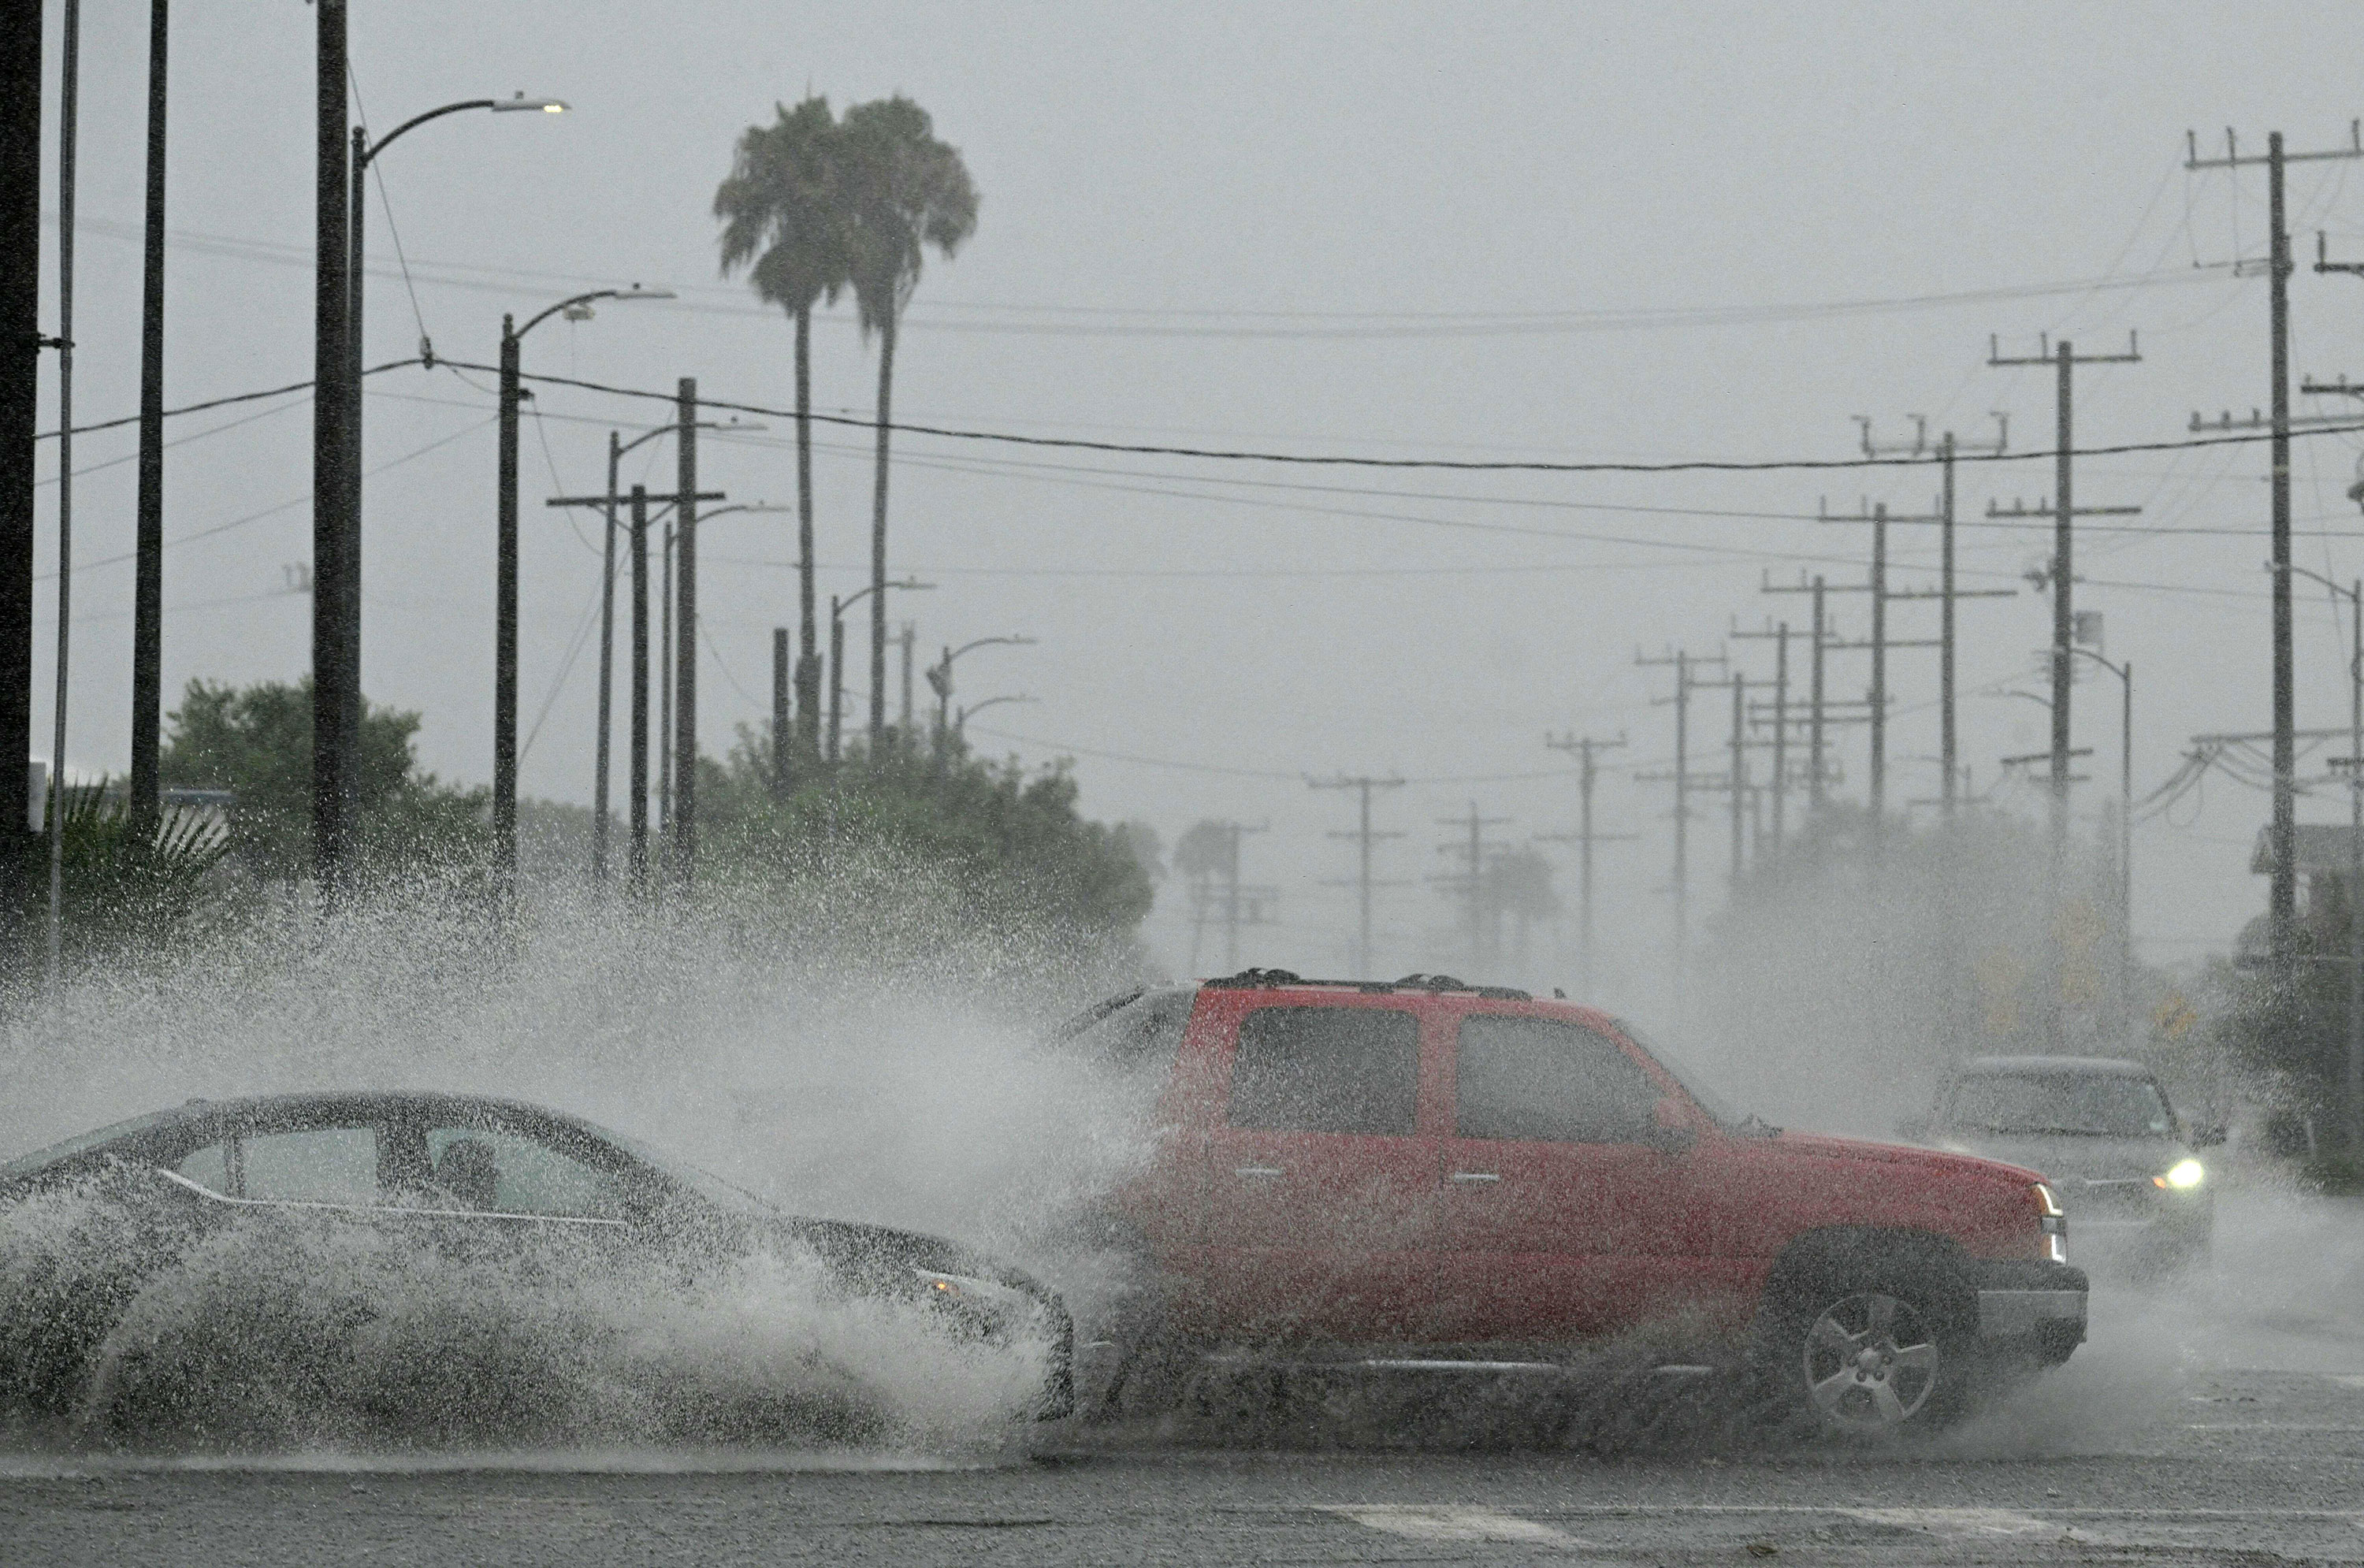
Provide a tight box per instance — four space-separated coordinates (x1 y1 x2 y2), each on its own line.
1233 1166 1284 1179
1450 1171 1502 1183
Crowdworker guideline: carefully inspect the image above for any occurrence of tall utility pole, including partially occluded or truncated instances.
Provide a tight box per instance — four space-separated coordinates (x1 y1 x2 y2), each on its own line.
544 478 720 878
310 0 352 890
1762 574 1873 812
1541 734 1630 994
1309 774 1405 977
128 0 166 822
1731 623 1797 848
1434 802 1511 974
897 621 916 741
628 485 651 886
1853 414 2010 812
671 378 698 887
1636 647 1725 1013
771 626 790 801
1988 333 2141 901
0 0 37 887
1221 819 1270 972
2185 128 2364 957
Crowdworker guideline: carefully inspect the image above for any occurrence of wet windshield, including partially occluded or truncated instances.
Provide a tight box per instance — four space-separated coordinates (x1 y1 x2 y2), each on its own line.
1946 1073 2173 1137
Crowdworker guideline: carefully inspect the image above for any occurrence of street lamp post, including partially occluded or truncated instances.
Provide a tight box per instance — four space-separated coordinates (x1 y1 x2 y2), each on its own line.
827 579 934 764
927 635 1038 749
334 93 563 875
2288 563 2364 1154
495 287 669 890
2067 646 2134 1050
954 693 1036 739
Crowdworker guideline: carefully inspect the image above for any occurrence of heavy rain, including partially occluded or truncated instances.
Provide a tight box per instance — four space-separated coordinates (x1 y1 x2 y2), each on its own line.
1 5 2361 1564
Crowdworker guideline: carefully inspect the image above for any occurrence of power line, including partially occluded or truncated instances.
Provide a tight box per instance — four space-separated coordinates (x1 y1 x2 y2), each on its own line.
452 358 2364 476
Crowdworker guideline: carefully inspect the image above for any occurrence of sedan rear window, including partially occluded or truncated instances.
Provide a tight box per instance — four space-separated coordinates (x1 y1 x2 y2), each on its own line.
1227 1005 1419 1135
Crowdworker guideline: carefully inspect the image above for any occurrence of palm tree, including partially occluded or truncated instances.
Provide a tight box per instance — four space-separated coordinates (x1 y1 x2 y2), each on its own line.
838 96 978 744
714 95 849 758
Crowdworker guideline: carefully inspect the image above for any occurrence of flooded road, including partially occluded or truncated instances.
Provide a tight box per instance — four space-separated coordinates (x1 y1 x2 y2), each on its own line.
7 1191 2360 1565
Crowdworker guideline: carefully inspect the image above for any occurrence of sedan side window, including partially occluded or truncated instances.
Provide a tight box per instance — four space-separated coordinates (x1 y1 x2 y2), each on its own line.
1228 1006 1420 1135
175 1140 232 1195
1455 1016 1660 1143
421 1126 624 1219
240 1127 380 1206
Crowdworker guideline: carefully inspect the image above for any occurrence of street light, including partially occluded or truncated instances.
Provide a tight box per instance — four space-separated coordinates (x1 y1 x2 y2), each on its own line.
926 635 1038 746
495 287 671 887
332 93 567 874
2283 561 2364 1154
954 693 1037 738
826 579 934 763
2065 645 2134 1052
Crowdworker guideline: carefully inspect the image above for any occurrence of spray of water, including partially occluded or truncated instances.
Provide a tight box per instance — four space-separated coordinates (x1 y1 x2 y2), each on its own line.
0 849 1160 1458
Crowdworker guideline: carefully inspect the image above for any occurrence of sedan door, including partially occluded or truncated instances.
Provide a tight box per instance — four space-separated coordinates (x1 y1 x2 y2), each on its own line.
1201 1001 1443 1341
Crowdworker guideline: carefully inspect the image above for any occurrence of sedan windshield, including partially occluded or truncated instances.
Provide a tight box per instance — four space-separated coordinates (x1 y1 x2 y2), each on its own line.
1946 1073 2172 1137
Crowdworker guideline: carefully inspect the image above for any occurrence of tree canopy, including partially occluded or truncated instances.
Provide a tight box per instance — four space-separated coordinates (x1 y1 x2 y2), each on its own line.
159 678 488 880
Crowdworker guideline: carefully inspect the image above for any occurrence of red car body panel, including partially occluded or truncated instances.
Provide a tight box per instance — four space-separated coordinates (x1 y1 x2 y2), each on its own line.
1117 983 2056 1347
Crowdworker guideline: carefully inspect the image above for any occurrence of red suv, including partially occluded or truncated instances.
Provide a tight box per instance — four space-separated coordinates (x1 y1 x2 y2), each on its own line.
1055 971 2085 1434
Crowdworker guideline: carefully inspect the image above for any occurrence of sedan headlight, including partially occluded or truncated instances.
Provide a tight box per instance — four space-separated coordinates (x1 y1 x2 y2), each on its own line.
912 1269 1038 1340
2156 1158 2206 1191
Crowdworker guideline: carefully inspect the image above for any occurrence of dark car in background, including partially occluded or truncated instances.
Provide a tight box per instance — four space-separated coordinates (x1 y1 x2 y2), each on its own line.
0 1091 1072 1436
1904 1057 2218 1275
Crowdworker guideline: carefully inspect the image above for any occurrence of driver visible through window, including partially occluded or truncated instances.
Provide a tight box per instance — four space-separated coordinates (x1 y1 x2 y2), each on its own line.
1945 1073 2173 1138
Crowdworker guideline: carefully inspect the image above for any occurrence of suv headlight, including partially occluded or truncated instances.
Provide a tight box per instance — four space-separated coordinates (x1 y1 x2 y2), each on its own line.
2155 1158 2206 1191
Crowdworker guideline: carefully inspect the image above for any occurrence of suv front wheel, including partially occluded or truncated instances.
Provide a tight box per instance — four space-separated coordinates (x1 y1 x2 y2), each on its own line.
1761 1272 1972 1435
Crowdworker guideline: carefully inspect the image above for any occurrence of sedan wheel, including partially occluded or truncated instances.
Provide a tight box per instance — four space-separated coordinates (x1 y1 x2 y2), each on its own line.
1801 1291 1940 1432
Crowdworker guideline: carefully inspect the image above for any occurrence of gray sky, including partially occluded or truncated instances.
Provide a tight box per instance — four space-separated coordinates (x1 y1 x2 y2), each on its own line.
27 2 2364 1005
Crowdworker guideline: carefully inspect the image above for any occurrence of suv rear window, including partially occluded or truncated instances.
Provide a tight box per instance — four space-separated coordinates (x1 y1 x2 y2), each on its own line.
1455 1015 1659 1143
1228 1005 1419 1135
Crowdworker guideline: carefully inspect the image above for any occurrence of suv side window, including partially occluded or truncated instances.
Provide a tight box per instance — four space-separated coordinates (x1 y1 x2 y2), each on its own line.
1228 1005 1420 1135
1455 1015 1659 1143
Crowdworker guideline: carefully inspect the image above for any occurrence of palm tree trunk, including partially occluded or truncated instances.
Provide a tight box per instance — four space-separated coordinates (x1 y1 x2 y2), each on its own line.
868 306 895 748
794 304 820 756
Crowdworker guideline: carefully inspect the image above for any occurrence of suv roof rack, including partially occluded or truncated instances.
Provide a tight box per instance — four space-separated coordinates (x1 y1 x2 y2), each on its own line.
1203 968 1531 1001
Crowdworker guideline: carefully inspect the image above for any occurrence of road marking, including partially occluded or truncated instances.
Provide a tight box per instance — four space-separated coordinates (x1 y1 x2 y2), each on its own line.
1316 1505 1582 1545
2330 1373 2364 1390
1838 1508 2055 1538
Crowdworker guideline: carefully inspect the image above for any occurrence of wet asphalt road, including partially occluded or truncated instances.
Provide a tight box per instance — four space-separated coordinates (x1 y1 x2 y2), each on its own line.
7 1191 2362 1567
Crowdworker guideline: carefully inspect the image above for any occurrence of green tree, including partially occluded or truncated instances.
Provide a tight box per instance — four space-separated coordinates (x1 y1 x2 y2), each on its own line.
3 781 232 978
838 96 979 742
700 726 1151 942
159 678 488 880
715 95 851 757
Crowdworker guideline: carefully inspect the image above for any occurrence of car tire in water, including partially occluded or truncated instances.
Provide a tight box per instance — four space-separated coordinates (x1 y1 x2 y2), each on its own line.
1759 1269 1974 1437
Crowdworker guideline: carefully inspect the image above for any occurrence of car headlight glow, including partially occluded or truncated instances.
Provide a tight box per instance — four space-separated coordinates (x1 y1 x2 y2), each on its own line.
2156 1158 2206 1190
